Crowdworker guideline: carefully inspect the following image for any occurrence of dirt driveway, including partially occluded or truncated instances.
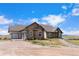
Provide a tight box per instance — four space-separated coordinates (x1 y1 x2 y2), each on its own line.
0 40 79 56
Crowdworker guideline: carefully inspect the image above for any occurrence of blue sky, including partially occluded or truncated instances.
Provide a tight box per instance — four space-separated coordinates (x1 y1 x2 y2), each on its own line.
0 3 79 35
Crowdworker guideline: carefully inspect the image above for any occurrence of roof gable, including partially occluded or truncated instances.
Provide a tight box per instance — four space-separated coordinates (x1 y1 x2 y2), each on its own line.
23 22 44 31
8 22 61 32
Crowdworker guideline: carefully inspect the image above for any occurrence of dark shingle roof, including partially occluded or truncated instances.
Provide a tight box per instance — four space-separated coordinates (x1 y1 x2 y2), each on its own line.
8 23 57 32
40 24 57 32
8 25 26 32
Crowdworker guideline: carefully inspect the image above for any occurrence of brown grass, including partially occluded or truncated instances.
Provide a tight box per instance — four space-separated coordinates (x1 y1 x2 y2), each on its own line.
66 40 79 45
28 38 64 47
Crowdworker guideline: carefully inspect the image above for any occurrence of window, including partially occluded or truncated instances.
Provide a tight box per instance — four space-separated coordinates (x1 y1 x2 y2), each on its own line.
39 32 42 36
11 32 22 39
11 33 18 39
47 32 53 38
39 34 41 36
29 31 32 37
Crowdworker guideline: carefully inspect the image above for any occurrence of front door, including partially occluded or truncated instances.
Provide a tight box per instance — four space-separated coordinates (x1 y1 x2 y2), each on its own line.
33 30 37 39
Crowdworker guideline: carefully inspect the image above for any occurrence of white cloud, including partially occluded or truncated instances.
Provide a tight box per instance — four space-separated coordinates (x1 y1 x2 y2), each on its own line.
61 4 79 16
16 19 28 25
63 30 79 36
16 14 66 27
31 18 39 23
17 18 39 25
0 16 13 35
41 15 65 26
62 6 67 10
72 8 79 16
0 29 9 35
0 16 13 24
71 3 79 16
39 22 47 25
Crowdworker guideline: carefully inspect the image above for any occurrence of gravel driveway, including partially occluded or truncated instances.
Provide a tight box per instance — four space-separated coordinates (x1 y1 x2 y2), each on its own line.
0 40 79 56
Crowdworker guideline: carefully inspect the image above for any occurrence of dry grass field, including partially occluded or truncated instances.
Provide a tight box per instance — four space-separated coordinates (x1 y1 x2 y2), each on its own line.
28 39 65 47
63 35 79 39
64 35 79 45
0 35 10 40
66 40 79 45
0 40 78 56
0 35 79 55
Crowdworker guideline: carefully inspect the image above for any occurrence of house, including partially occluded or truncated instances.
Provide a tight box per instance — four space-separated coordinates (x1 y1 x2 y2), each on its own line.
8 22 63 40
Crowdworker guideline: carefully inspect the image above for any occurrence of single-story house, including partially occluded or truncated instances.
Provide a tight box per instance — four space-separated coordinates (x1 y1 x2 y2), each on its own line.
8 22 63 40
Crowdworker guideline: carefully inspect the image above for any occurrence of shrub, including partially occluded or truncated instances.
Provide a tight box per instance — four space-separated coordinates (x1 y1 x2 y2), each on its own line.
28 38 63 47
3 38 7 40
